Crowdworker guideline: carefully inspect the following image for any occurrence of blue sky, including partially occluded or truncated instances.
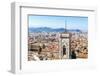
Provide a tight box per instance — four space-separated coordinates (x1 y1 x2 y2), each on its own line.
29 15 88 31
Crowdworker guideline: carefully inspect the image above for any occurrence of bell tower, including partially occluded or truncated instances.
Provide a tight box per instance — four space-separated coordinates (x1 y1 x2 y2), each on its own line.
59 20 71 59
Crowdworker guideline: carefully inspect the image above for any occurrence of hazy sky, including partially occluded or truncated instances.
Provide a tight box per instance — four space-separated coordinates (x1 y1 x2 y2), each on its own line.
29 15 88 31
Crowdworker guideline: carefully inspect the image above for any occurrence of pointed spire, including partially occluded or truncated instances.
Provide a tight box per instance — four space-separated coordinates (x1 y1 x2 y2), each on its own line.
65 20 67 32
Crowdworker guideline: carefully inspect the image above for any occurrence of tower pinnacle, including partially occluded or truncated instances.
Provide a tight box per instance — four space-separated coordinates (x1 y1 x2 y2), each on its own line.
65 20 67 32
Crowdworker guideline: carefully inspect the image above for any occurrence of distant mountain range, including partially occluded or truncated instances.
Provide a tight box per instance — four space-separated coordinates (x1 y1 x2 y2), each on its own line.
29 27 82 33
